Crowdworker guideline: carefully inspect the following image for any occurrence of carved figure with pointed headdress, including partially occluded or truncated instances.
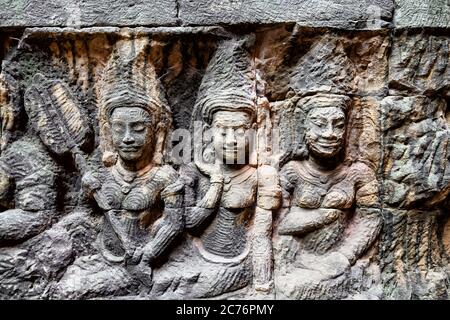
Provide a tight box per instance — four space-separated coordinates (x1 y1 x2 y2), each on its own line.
151 36 281 299
53 37 183 299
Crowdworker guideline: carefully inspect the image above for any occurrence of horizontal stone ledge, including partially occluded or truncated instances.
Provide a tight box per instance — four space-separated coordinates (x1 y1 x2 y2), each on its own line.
394 0 450 29
0 0 396 30
17 26 231 38
179 0 394 30
0 0 178 28
2 0 449 30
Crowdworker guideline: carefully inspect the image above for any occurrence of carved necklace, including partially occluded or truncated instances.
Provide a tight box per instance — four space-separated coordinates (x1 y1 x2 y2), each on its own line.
297 160 347 187
111 162 157 195
222 165 253 191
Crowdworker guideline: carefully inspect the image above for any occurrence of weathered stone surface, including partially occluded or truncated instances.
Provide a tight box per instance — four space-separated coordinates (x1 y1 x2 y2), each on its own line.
0 8 450 300
258 28 390 100
379 209 447 299
381 96 450 209
395 0 450 28
0 0 178 28
179 0 394 29
389 32 450 96
0 210 96 298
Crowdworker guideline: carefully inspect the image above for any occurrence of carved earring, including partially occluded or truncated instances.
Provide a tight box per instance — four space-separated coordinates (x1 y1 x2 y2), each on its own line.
153 123 166 165
203 144 215 164
202 123 215 165
102 150 118 167
248 122 258 166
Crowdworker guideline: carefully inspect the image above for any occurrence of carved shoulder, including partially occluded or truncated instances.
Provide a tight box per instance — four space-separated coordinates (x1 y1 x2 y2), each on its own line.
158 165 184 201
158 165 180 185
348 162 379 207
348 162 377 187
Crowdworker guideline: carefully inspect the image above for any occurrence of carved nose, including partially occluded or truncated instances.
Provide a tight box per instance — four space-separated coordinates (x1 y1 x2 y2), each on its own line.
322 124 335 138
123 131 135 144
224 129 237 147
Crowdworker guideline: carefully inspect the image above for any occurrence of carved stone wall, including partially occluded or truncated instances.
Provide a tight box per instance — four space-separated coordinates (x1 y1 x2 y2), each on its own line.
0 1 449 300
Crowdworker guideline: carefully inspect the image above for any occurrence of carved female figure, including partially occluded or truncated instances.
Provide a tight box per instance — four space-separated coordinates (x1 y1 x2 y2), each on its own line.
151 37 281 298
53 39 183 298
274 93 382 299
0 74 59 246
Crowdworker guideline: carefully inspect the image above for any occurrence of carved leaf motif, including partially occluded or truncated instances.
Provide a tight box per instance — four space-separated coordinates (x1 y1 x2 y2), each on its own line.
24 74 91 156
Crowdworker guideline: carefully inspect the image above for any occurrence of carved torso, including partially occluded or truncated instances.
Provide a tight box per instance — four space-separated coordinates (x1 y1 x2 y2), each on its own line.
96 164 179 263
183 164 257 260
279 160 376 254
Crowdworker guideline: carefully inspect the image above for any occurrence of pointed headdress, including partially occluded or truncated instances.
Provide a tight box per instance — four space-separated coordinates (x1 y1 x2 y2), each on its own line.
191 36 256 126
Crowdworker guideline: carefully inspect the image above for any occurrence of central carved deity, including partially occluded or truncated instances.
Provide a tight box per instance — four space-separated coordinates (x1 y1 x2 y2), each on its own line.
151 37 281 298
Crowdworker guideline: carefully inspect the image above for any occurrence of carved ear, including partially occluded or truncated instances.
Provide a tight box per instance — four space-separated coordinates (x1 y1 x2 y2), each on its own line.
153 122 166 165
202 123 211 137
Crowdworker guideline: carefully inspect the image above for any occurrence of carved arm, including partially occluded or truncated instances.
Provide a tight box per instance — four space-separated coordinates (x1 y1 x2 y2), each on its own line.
337 170 382 265
140 180 184 264
252 165 281 292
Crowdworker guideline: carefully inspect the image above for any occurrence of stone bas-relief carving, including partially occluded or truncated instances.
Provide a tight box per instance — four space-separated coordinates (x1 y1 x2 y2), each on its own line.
0 75 59 246
0 21 449 299
51 38 184 299
151 37 281 298
379 95 450 299
274 94 382 299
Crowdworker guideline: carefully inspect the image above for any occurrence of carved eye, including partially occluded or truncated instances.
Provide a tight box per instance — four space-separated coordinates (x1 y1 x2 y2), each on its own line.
335 122 345 130
311 119 326 128
112 124 125 134
133 124 146 132
235 128 245 136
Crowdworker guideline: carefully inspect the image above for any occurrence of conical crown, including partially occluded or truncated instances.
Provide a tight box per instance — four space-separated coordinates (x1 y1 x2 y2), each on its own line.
99 37 171 123
192 36 256 125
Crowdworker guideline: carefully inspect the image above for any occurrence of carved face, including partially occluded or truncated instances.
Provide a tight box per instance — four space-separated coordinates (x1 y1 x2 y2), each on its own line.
110 107 154 163
210 110 252 164
305 106 346 159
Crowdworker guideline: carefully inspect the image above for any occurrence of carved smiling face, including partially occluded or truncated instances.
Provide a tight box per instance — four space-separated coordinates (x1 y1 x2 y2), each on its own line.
110 107 154 163
210 110 252 165
305 106 346 159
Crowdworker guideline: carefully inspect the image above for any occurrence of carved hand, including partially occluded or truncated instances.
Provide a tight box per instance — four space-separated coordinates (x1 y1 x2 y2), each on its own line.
197 162 224 183
81 171 101 197
128 247 144 265
127 247 153 287
139 243 156 266
196 163 224 209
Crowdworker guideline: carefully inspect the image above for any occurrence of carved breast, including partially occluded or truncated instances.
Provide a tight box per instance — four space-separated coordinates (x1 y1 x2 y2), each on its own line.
279 161 357 254
291 162 355 210
99 166 161 211
220 167 257 209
